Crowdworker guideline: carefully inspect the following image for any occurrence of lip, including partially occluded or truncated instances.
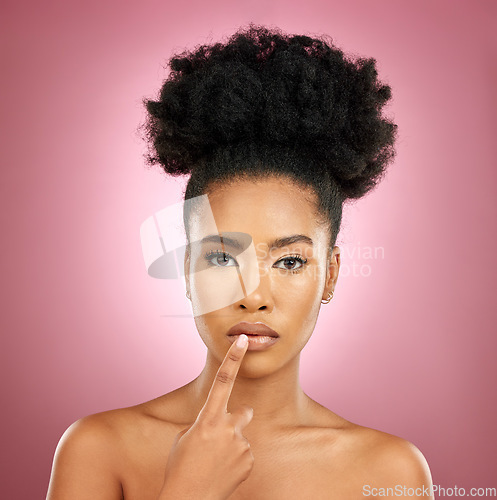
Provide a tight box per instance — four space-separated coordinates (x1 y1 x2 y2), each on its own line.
227 322 280 351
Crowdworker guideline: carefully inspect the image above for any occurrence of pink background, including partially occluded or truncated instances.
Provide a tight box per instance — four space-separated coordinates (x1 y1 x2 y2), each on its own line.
1 0 496 497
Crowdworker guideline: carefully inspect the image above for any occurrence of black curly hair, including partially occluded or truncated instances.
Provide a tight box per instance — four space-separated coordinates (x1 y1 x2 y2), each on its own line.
141 23 397 251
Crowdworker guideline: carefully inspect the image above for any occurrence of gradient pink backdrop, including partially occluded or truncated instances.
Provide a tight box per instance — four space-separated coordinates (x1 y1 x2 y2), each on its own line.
1 0 496 497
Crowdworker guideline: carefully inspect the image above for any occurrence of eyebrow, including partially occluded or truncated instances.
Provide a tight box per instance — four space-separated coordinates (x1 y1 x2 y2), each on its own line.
199 233 314 250
270 234 314 249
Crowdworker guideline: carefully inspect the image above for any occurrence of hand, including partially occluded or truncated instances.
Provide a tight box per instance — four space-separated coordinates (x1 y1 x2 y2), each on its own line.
158 334 254 500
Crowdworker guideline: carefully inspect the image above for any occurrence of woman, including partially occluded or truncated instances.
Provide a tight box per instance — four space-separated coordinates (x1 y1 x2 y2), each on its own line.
47 23 434 499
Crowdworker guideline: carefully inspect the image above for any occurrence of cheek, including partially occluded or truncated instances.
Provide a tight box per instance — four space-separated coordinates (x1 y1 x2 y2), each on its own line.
274 267 324 334
190 266 246 316
193 313 225 354
277 278 319 306
275 263 324 302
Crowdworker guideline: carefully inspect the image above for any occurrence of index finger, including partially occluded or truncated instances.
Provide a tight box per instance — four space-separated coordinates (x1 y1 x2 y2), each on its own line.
201 333 249 416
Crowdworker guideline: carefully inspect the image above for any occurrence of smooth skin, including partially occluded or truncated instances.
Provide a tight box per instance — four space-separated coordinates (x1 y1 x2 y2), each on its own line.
46 176 434 499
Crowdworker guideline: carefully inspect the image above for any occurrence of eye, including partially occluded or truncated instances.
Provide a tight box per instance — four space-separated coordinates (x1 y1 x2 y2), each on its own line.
204 250 238 267
274 255 307 271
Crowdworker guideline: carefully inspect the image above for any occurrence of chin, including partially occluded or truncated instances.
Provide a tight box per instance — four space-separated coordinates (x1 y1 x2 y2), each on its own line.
236 360 280 379
237 349 296 380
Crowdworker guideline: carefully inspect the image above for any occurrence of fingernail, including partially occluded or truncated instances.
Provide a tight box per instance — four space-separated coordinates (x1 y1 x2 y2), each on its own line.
236 334 248 348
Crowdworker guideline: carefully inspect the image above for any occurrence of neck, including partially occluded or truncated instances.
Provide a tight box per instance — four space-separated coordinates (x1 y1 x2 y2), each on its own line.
184 350 313 432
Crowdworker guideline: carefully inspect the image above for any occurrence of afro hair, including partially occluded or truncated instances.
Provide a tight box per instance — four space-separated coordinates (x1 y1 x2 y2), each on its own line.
141 23 398 245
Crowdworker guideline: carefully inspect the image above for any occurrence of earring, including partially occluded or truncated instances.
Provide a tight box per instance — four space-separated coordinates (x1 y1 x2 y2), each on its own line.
321 291 334 304
186 290 191 300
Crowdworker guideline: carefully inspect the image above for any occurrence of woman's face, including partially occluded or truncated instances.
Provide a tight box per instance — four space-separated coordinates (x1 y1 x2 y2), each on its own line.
184 176 340 378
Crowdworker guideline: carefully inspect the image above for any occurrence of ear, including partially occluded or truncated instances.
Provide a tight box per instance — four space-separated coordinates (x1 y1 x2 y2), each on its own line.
322 245 340 300
184 246 191 296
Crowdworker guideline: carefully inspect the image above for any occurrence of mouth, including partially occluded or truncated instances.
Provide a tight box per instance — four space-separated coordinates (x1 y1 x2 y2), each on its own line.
227 322 280 351
227 321 279 337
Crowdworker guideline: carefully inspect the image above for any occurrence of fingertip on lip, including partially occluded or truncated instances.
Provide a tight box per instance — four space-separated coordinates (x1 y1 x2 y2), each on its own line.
236 333 248 347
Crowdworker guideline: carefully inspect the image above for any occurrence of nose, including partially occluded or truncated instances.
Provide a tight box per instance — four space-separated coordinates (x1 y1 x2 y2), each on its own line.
237 266 274 313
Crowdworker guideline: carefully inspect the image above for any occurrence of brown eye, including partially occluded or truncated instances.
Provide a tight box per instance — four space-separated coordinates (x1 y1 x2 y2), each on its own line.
274 255 307 272
283 258 299 270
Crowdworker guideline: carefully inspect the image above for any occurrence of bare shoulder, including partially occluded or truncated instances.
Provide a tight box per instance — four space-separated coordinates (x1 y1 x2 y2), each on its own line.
54 409 128 465
47 410 127 499
338 422 434 498
66 387 189 439
65 396 185 454
47 398 181 500
56 405 143 452
307 402 433 498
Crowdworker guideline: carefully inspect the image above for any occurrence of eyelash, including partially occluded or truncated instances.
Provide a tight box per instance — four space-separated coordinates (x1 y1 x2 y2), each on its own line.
203 250 308 274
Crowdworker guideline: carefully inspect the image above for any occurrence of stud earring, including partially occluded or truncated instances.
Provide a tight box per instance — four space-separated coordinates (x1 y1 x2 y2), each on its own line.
321 291 334 304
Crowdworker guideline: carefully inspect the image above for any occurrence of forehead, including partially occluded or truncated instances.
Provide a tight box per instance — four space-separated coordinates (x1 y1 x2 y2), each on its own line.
188 177 327 245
